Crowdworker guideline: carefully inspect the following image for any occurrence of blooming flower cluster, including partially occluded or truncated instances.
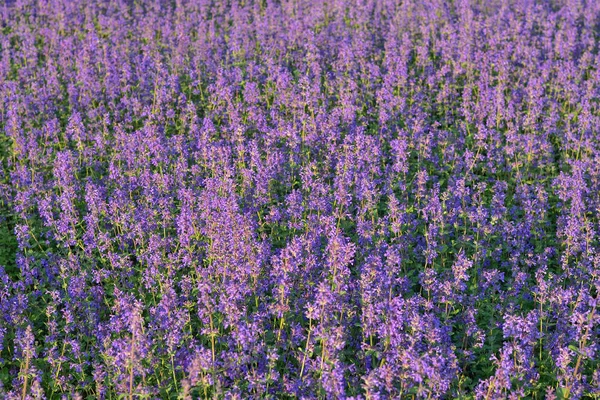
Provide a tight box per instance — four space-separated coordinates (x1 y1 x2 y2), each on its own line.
1 0 600 398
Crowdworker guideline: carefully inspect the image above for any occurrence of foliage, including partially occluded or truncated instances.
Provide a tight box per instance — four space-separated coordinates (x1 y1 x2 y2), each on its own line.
0 0 600 399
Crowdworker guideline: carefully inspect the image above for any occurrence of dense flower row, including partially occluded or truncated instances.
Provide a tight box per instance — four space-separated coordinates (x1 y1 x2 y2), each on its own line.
1 0 599 398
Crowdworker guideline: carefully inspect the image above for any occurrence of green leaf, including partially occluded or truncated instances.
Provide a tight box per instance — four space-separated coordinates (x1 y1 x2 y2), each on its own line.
557 386 570 400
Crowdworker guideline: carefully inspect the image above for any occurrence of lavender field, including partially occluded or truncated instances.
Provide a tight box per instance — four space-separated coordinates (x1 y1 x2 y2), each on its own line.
1 0 600 398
